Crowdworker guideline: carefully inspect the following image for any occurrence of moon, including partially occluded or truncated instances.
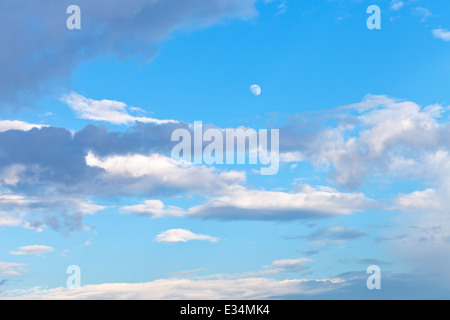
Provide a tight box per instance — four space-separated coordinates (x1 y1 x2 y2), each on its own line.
250 84 262 96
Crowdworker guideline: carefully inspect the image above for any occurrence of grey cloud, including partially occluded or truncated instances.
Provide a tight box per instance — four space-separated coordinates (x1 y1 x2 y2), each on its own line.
338 258 392 267
374 234 407 243
290 226 367 244
123 185 374 221
298 249 321 257
1 0 256 107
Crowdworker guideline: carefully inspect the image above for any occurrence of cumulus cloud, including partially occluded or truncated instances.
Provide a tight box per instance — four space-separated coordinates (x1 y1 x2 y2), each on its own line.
6 269 450 299
86 152 245 196
1 0 257 106
1 94 449 234
10 245 55 256
155 229 218 243
277 96 450 284
185 185 372 220
294 227 368 246
62 92 176 125
280 152 304 163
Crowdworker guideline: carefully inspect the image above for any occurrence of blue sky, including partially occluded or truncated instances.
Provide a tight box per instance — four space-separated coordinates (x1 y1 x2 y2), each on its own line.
1 0 450 299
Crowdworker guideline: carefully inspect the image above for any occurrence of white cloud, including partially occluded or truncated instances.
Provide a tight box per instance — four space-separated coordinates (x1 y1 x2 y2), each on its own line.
62 92 177 125
433 29 450 42
186 185 371 220
0 262 26 277
271 258 310 269
0 212 34 230
3 277 345 300
11 245 55 256
0 120 48 133
155 229 218 243
384 150 450 285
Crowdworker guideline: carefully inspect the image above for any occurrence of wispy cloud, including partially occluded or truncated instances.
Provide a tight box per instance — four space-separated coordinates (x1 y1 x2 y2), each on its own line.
411 7 432 22
86 152 245 197
62 92 176 125
279 95 445 189
123 185 373 221
10 245 55 256
289 227 367 246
